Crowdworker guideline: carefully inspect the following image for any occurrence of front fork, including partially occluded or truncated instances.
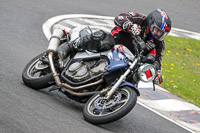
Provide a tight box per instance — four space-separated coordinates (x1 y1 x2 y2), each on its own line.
105 58 138 100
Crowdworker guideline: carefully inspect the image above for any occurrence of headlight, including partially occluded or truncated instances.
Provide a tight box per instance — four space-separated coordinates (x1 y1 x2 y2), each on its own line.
138 64 156 82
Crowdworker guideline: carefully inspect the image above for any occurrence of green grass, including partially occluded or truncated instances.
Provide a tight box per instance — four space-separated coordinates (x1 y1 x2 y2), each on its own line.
161 35 200 107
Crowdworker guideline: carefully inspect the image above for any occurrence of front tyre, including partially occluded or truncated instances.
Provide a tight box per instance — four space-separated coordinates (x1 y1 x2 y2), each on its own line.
83 86 137 124
22 53 55 90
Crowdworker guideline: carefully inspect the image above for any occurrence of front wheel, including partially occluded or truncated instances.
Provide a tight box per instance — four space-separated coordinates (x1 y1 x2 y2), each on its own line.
83 86 137 124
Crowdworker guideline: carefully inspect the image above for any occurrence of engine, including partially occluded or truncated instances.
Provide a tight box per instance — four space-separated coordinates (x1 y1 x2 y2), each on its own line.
65 59 108 82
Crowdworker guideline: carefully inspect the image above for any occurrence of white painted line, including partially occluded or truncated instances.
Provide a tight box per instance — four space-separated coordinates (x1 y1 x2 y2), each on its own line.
62 19 83 27
137 101 198 133
78 18 109 26
99 19 115 26
139 99 200 112
185 34 200 40
172 27 200 35
168 32 180 37
138 81 171 93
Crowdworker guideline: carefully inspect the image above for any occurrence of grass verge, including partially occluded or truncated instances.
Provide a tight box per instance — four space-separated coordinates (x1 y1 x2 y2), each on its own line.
161 35 200 107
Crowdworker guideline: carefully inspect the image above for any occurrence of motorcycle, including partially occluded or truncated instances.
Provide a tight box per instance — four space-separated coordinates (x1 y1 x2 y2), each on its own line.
22 26 157 124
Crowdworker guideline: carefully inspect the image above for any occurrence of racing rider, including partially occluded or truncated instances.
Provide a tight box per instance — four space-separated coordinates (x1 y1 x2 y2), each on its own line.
111 9 171 85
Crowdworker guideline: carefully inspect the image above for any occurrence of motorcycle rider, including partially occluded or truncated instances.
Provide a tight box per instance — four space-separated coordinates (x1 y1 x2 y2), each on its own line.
111 9 171 85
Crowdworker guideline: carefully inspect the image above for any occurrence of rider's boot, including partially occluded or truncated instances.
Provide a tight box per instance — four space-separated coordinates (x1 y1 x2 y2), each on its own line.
57 42 75 60
57 37 86 60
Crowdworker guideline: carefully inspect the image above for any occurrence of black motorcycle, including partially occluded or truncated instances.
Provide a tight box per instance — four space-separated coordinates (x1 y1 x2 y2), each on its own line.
22 26 156 124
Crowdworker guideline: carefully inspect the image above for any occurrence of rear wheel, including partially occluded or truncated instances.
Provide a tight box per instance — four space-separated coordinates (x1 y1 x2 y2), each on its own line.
22 53 55 90
83 86 137 124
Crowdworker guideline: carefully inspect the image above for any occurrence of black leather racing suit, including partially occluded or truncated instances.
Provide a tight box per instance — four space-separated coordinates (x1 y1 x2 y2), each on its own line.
111 12 165 70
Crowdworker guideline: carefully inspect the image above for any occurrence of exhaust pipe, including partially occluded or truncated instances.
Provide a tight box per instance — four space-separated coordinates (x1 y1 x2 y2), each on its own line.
47 28 64 53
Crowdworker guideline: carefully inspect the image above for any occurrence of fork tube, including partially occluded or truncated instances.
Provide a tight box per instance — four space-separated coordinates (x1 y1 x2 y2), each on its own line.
105 58 138 99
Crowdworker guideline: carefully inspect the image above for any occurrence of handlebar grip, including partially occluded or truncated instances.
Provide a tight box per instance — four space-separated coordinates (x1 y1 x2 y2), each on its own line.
135 36 146 50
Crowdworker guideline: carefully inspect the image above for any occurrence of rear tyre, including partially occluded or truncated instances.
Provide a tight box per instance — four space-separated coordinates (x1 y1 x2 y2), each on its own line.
22 53 55 90
83 86 137 124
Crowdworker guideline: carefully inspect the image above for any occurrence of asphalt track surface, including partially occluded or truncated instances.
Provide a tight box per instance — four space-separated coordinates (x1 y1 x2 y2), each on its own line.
0 0 200 133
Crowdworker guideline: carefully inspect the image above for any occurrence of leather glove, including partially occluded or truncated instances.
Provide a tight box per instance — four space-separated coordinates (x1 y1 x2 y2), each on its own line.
154 70 163 85
123 21 141 36
129 24 141 36
146 40 156 50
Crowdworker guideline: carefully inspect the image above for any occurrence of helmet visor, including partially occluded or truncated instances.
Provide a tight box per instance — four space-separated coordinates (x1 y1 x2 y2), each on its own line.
150 23 168 41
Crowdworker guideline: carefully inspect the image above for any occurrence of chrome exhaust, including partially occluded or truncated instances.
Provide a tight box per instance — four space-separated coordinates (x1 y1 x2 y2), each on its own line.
47 28 64 53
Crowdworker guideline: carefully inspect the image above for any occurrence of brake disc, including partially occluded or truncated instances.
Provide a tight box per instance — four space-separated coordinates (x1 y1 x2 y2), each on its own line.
94 92 122 110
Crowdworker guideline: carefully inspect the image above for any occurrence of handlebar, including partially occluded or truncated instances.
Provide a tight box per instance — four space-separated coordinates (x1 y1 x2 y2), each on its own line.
132 36 146 58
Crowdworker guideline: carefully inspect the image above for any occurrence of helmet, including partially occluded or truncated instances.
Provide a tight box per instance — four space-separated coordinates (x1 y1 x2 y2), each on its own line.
146 9 171 41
